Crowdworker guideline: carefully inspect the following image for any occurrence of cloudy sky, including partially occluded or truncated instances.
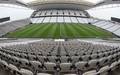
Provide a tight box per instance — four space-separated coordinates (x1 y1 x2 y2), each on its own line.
0 4 33 21
87 6 120 20
0 4 120 21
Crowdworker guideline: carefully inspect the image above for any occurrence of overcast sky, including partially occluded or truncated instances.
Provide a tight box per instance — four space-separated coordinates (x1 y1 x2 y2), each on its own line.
0 4 120 21
87 6 120 20
0 5 33 21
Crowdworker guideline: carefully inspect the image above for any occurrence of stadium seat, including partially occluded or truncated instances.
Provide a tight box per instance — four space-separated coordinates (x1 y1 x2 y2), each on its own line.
75 61 88 72
88 59 99 70
110 61 119 71
29 61 42 74
37 73 52 75
97 66 110 75
8 64 19 75
19 68 33 75
82 70 97 75
60 63 73 72
44 62 56 72
18 58 29 69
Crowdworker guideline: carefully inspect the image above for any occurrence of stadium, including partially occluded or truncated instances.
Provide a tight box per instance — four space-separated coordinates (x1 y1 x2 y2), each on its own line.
0 0 120 75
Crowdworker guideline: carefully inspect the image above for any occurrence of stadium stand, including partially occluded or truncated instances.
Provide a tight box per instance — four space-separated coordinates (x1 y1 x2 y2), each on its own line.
31 9 88 23
0 39 119 75
0 18 31 37
92 20 120 36
31 10 87 18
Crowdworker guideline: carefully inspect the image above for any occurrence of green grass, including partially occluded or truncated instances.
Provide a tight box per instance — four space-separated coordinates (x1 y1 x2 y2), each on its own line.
6 23 116 38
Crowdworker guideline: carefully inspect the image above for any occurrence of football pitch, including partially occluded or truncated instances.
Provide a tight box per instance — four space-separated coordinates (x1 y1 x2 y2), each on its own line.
6 23 116 38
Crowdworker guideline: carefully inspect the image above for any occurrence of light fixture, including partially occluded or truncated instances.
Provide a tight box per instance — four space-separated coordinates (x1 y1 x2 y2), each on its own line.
19 0 36 3
18 0 104 4
84 0 104 4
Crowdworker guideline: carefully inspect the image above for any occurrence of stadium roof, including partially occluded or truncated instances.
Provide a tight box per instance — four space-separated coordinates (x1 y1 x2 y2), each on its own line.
0 0 120 10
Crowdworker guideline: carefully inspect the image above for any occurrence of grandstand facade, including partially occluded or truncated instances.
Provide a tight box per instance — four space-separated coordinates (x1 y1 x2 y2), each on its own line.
0 0 120 75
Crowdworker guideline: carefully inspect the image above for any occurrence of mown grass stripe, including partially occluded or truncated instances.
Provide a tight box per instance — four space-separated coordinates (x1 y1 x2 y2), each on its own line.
72 24 91 37
21 24 45 38
51 23 59 39
8 24 41 38
66 24 78 38
79 24 98 37
60 23 68 38
33 23 52 38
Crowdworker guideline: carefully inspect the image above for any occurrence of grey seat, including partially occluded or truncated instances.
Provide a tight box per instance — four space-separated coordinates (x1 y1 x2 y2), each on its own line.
82 55 91 61
88 59 99 70
44 62 56 72
28 55 36 60
60 63 73 72
110 61 119 71
0 59 9 70
19 68 33 75
47 56 57 63
99 57 108 67
29 61 42 74
82 70 97 75
8 64 19 75
18 58 29 69
75 61 88 72
97 66 110 75
71 56 80 63
60 56 70 63
37 73 52 75
90 54 98 59
37 56 46 63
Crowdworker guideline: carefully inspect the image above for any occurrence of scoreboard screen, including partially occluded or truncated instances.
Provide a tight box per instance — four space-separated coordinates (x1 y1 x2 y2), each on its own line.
111 17 120 23
0 17 10 23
